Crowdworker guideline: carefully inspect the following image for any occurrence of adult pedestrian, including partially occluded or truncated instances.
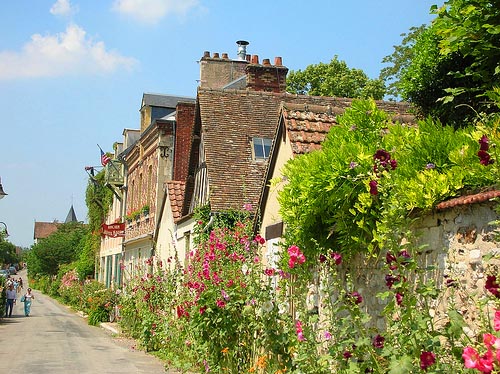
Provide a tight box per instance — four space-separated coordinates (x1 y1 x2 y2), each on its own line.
5 283 16 317
21 288 34 317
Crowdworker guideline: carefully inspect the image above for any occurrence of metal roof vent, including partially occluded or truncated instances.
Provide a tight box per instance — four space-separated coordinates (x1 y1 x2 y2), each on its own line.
236 40 249 61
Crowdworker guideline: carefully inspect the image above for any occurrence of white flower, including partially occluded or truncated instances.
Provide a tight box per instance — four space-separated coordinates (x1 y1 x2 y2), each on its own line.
261 300 274 313
278 302 289 314
241 264 249 275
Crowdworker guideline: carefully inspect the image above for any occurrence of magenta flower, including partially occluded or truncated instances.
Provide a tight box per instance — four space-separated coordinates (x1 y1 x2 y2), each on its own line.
395 292 403 305
319 254 327 263
324 331 332 340
216 299 226 308
486 275 500 298
295 320 306 342
373 334 385 349
478 150 494 165
420 351 436 371
374 149 391 164
331 252 342 265
369 180 378 195
350 291 363 305
479 135 490 151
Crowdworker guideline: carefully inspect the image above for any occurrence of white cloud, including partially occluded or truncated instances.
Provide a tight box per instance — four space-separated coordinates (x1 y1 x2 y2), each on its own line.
50 0 78 17
0 24 137 80
112 0 199 25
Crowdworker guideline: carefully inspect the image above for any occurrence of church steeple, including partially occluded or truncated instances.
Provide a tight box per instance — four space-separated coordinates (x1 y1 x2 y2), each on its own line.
65 205 78 223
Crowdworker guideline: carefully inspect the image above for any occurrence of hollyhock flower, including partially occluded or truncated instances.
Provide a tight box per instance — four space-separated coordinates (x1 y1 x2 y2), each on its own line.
221 289 230 300
324 331 332 341
395 292 403 305
374 149 391 164
486 275 500 298
369 180 378 195
463 347 480 369
426 163 435 169
398 250 411 265
479 135 490 151
483 333 500 350
243 203 253 211
350 291 363 304
420 351 436 371
494 310 500 331
349 161 358 169
389 159 397 170
343 350 353 359
373 334 385 349
288 245 306 268
262 300 274 313
295 320 305 342
319 254 327 263
478 150 494 165
264 268 275 276
216 299 226 308
331 252 342 265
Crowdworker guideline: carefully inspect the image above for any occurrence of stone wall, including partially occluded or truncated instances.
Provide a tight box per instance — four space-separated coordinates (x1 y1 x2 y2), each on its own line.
315 201 500 332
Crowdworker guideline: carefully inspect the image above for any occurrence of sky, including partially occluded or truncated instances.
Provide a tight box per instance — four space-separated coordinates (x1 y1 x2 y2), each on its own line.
0 0 442 248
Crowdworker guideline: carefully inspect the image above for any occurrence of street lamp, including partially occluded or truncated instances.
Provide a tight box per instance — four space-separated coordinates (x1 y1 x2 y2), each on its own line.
0 222 8 237
0 177 7 200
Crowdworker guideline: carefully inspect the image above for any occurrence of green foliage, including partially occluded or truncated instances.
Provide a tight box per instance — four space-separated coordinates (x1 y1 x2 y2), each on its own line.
0 237 18 266
287 56 386 99
85 170 113 233
380 25 427 99
27 222 88 277
390 0 500 127
278 99 500 259
76 232 98 280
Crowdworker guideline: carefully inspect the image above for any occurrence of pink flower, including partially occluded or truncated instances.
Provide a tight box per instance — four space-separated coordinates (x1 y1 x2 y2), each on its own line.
420 351 436 371
221 289 230 300
243 203 253 211
288 245 306 268
295 320 305 342
324 331 332 341
494 310 500 331
395 292 403 305
463 347 480 369
216 299 226 308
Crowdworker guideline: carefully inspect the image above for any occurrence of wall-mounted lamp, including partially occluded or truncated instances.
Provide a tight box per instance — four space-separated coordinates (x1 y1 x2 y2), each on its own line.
0 222 9 237
159 145 170 159
0 177 7 200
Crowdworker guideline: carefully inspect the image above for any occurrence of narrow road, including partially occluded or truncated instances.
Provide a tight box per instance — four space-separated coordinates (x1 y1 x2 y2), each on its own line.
0 270 169 374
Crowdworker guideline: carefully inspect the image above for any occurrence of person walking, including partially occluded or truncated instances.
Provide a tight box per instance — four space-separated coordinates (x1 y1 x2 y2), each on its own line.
21 288 34 317
5 283 16 317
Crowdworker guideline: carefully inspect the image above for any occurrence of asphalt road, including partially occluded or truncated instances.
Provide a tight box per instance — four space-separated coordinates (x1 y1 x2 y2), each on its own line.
0 270 169 374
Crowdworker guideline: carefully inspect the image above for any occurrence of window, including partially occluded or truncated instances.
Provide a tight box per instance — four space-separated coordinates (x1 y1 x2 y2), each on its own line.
252 137 272 160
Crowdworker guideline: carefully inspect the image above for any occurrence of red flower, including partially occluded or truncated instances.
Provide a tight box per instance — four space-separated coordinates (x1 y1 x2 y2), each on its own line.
216 299 226 308
420 351 436 371
479 135 490 151
494 310 500 331
395 292 403 305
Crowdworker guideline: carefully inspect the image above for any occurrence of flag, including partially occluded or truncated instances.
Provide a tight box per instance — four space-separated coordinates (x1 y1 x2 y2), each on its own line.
101 149 111 167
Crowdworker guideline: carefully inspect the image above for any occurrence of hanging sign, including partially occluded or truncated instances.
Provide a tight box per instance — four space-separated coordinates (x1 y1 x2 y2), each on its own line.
101 222 125 238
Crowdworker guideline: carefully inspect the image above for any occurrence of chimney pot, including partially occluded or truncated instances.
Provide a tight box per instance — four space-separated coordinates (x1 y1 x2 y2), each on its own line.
203 51 210 58
263 58 271 66
274 57 283 66
246 54 251 62
251 55 259 64
213 52 220 58
222 53 228 59
236 40 249 61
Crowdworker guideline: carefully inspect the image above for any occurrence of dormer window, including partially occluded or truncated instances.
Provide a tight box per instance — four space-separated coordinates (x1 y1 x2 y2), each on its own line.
252 137 272 160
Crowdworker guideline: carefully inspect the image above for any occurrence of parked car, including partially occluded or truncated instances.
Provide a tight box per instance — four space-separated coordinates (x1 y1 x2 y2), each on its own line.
0 269 9 278
8 266 17 275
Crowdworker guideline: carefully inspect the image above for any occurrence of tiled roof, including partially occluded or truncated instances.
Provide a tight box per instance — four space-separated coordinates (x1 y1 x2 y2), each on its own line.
167 181 186 222
436 190 500 211
33 221 60 239
193 89 414 213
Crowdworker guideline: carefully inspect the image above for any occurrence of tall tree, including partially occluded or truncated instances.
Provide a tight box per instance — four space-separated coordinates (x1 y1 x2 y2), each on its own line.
382 0 500 127
286 56 386 99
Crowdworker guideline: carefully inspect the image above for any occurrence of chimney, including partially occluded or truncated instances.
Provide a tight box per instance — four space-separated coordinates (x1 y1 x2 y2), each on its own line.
245 56 289 93
236 40 249 61
199 42 249 89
